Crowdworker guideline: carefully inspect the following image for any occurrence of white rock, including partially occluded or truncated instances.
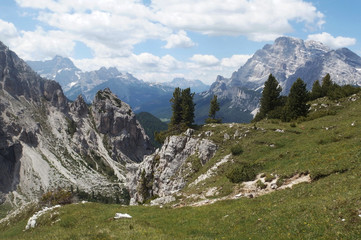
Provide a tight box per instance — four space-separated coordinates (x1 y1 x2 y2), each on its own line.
25 205 61 230
114 213 132 219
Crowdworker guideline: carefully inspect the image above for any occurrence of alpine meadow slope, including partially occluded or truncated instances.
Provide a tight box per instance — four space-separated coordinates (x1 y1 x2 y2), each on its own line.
2 84 361 239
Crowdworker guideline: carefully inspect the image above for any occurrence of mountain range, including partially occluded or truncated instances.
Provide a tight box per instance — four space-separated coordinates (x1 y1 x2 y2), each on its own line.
28 36 361 124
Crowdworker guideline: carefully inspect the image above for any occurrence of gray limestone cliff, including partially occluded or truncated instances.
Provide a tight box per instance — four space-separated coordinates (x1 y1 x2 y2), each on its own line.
126 129 217 204
0 41 153 206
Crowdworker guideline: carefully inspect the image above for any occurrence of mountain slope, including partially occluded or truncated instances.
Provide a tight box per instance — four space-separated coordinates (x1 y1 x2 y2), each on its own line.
0 42 153 205
196 36 361 123
136 112 168 148
2 91 361 239
213 36 361 93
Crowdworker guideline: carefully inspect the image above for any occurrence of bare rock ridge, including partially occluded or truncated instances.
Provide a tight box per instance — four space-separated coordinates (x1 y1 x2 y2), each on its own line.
127 130 217 204
92 88 153 163
0 41 153 205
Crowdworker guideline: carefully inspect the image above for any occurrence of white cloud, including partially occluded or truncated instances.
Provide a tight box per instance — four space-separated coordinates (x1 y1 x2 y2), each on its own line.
307 32 356 49
10 0 325 84
0 19 19 45
190 54 219 66
152 0 324 41
164 30 196 49
221 54 252 68
14 27 75 60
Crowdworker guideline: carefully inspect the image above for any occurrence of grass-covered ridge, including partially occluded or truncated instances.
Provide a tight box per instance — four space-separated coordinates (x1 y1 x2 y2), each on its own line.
2 93 361 239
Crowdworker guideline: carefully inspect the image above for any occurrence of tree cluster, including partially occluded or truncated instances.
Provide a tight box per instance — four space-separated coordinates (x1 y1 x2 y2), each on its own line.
169 87 196 129
254 74 309 122
155 87 196 143
310 73 360 100
254 73 360 122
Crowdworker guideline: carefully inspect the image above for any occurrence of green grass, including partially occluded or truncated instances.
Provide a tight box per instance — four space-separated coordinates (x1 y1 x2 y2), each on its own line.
2 168 361 240
2 94 361 239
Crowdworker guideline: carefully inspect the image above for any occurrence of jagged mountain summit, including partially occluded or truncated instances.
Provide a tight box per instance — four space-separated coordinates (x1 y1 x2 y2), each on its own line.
27 57 175 116
27 56 82 91
197 36 361 123
0 41 153 205
211 36 361 95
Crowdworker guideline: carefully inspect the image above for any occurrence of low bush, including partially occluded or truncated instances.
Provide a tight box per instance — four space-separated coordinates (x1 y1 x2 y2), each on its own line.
226 164 256 183
41 189 73 206
230 145 243 156
256 180 267 189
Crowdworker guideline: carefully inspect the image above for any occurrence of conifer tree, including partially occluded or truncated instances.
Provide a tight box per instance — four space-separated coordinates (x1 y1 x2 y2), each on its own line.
321 73 333 97
181 88 195 127
310 80 323 100
206 95 221 123
169 87 182 126
283 78 309 121
254 74 282 121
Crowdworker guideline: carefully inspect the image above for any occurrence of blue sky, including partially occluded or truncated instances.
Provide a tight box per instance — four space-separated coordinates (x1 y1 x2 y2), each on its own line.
0 0 360 84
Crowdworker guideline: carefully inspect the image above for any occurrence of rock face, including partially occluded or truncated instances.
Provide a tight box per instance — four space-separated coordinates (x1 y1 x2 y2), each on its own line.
126 131 217 204
195 36 361 123
0 41 153 205
211 36 361 95
92 88 153 163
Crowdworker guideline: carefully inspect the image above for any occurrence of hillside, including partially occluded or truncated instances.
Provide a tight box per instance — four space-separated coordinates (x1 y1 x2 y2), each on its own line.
0 42 153 207
135 112 168 148
2 91 361 239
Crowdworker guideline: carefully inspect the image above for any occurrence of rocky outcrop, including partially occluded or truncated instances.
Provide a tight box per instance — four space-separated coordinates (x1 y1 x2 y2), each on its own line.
0 41 154 206
127 130 217 204
0 42 67 111
92 88 153 163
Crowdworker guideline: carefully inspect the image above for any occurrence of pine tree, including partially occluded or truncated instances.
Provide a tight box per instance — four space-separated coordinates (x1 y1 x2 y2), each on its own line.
321 73 333 97
206 95 221 123
254 74 282 121
181 88 195 127
310 80 323 100
169 87 182 126
284 78 309 121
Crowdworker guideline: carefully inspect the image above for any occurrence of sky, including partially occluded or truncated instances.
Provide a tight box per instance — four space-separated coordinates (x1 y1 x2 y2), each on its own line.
0 0 360 84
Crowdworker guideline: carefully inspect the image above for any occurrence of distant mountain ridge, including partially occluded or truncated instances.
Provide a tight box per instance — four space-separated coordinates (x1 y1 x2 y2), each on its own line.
197 36 361 123
210 37 361 95
27 58 209 120
27 37 361 124
162 78 209 93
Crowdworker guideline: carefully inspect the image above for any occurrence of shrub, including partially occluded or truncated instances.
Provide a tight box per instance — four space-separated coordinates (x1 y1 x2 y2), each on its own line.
264 174 276 182
226 164 256 183
65 117 77 137
256 180 267 189
41 189 73 206
230 145 243 156
276 178 284 187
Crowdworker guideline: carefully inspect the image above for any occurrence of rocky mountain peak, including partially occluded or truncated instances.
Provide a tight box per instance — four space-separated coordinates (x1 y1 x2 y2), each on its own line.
70 94 89 117
0 43 155 205
0 41 67 110
92 88 153 163
211 36 361 94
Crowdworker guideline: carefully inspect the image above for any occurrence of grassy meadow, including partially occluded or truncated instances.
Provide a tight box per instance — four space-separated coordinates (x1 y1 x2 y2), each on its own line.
1 94 361 239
